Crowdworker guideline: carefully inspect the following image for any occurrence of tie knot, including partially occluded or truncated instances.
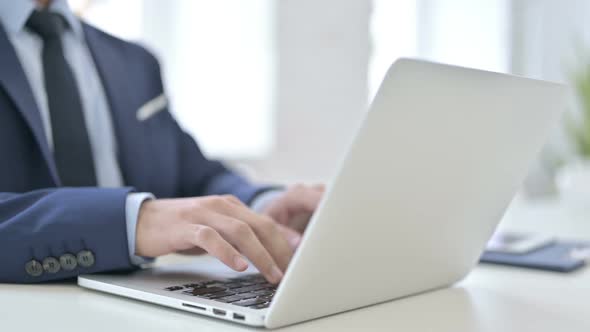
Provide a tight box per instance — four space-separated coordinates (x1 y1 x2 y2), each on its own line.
26 10 66 40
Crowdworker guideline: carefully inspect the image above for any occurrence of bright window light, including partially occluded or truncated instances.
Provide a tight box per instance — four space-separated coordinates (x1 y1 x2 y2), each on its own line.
370 0 418 99
418 0 510 73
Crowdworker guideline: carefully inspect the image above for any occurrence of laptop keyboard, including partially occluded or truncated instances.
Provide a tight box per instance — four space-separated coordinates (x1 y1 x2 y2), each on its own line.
164 274 276 310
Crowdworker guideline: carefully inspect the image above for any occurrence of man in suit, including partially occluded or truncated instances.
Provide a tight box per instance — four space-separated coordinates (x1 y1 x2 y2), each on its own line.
0 0 324 284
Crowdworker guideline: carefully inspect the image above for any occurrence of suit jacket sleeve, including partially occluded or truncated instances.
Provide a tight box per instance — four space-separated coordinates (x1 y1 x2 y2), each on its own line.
0 188 136 283
175 127 271 203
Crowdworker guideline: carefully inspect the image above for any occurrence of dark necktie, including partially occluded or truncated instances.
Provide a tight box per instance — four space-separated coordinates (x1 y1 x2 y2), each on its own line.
26 10 97 186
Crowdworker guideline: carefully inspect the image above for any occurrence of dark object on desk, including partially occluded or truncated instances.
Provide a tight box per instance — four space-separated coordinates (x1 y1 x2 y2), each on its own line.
480 241 589 273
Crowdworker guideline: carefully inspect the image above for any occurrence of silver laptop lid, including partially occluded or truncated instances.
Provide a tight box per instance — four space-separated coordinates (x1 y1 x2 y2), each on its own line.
266 58 566 328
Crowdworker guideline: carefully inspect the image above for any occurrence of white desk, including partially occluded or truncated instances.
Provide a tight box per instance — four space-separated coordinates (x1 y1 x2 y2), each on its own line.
2 198 590 331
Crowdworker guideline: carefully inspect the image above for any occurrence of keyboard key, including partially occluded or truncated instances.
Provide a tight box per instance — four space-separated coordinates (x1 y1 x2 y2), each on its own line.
222 283 244 289
233 298 267 307
229 274 262 282
231 286 256 294
251 289 273 296
248 278 268 285
206 291 236 299
233 284 272 294
236 292 259 299
188 286 227 296
165 286 183 291
250 302 271 309
183 283 204 288
236 293 259 300
204 283 228 288
215 295 244 303
216 292 258 303
201 280 220 285
241 275 260 280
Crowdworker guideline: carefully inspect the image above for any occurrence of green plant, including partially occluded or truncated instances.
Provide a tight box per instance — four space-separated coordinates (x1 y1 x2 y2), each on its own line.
567 61 590 157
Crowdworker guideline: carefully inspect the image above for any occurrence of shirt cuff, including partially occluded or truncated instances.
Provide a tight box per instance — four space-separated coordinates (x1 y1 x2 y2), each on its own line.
125 192 156 266
249 189 284 213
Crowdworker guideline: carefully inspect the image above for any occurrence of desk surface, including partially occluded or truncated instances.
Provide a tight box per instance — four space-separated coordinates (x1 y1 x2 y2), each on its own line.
2 198 590 331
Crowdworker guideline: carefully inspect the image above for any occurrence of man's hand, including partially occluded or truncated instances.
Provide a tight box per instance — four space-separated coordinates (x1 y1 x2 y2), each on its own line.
262 184 325 249
135 195 293 284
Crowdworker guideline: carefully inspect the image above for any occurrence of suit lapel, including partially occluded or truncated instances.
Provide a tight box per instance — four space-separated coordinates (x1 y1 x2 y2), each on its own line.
0 24 60 184
82 24 151 189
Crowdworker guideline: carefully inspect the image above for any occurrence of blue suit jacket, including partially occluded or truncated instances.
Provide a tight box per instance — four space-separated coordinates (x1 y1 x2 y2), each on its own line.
0 23 268 283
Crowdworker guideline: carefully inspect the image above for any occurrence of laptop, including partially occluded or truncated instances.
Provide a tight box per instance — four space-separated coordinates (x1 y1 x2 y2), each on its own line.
78 58 566 328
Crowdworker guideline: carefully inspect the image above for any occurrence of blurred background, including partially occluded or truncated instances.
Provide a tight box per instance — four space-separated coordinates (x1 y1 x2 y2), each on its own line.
68 0 590 201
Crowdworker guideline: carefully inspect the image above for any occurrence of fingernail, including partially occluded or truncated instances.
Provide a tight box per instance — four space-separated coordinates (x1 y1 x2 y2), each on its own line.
288 235 302 249
233 255 248 271
270 265 283 283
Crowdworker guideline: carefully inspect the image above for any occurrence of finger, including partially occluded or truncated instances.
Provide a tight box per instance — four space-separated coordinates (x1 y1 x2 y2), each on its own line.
247 214 294 272
288 186 324 213
188 224 249 272
313 183 326 192
218 202 295 272
263 203 290 225
277 223 302 250
205 214 284 284
221 194 246 206
287 212 313 234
